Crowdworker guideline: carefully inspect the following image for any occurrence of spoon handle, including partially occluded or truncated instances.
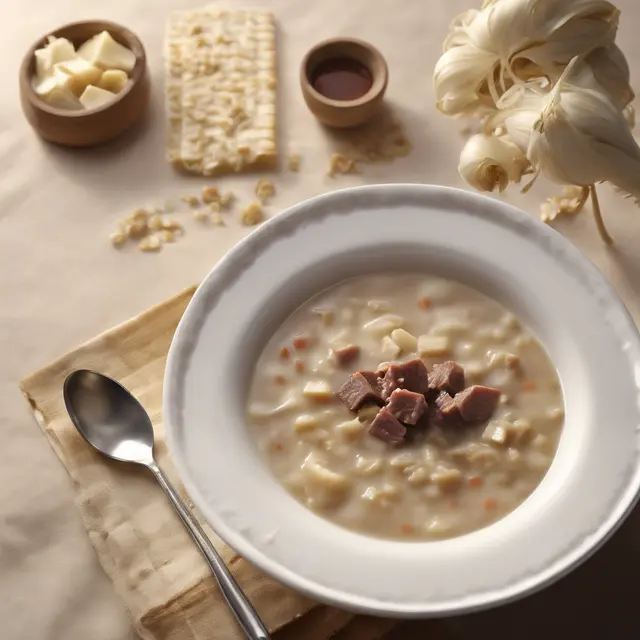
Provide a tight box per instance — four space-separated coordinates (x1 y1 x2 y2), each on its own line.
147 460 270 640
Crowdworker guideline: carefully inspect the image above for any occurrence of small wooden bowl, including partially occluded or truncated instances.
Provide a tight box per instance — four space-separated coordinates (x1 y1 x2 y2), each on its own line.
300 38 388 129
19 20 150 147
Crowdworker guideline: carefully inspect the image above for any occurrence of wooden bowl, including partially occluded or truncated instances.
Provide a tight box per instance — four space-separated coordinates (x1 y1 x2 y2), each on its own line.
19 20 150 147
300 38 388 129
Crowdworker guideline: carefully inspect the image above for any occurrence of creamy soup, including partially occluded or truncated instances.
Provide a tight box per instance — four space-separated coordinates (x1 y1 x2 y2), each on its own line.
246 274 564 540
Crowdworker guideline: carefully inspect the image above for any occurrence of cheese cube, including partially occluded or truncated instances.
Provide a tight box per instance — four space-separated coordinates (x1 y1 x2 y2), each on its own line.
34 37 76 81
79 85 116 110
78 31 136 72
97 69 129 93
54 59 102 96
32 76 82 110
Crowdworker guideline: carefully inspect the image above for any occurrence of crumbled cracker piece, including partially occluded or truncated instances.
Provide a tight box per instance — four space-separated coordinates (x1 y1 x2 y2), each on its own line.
201 186 220 204
328 153 359 177
540 186 589 223
180 195 200 207
110 231 126 247
287 153 301 172
219 191 234 209
158 229 177 243
209 201 221 213
255 179 275 203
138 235 162 252
240 201 264 226
193 209 210 223
148 214 164 231
210 211 225 226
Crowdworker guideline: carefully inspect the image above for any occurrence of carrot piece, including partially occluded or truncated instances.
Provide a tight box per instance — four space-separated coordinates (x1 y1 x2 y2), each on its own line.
273 375 287 386
468 476 483 488
483 497 497 511
417 296 431 310
271 442 284 452
292 335 312 350
399 523 415 535
522 380 537 391
279 346 291 360
294 360 305 373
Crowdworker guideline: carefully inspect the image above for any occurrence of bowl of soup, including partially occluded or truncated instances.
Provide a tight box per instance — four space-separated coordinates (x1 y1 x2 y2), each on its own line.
164 184 640 616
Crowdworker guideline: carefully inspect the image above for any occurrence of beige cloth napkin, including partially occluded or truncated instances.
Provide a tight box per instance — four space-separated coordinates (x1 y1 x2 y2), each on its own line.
19 286 452 640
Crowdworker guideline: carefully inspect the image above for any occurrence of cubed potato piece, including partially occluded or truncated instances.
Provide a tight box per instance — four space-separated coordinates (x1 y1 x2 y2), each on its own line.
381 335 401 359
430 466 462 490
311 306 336 326
367 299 391 313
418 334 451 357
391 328 418 353
303 381 333 403
78 30 136 72
357 405 380 423
335 418 365 441
361 483 398 506
389 452 419 470
363 314 404 338
55 58 102 96
425 517 454 537
407 467 430 485
430 309 470 335
294 414 320 433
487 350 520 370
526 450 551 471
79 84 116 110
97 69 128 93
355 455 383 476
450 443 499 470
483 421 508 445
301 455 351 508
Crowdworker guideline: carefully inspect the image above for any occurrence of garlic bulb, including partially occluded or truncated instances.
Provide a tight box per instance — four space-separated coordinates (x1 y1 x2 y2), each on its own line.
527 57 640 200
458 133 530 192
434 0 621 116
586 44 634 108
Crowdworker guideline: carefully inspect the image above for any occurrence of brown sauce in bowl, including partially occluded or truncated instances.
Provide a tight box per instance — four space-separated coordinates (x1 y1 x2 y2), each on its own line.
311 57 373 101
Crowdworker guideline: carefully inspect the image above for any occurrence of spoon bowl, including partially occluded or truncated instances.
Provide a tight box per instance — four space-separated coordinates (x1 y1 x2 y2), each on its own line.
64 369 154 464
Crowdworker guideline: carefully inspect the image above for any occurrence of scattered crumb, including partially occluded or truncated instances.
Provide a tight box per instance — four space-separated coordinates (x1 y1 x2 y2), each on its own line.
158 229 176 243
209 201 221 213
201 186 220 204
255 179 276 203
148 214 163 231
219 191 234 209
240 201 264 226
210 211 225 226
193 209 210 223
138 235 162 252
287 153 301 172
540 186 589 223
160 216 183 232
110 231 126 247
180 195 200 207
328 153 359 177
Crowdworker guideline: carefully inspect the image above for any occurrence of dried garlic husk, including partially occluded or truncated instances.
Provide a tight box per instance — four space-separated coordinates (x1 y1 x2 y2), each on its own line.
586 44 634 109
458 133 530 192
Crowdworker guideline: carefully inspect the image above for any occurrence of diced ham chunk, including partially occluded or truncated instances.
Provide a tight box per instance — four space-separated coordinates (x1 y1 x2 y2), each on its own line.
455 385 502 422
432 391 463 427
386 389 427 425
380 359 429 400
369 407 406 443
337 372 383 411
332 345 361 367
429 361 466 395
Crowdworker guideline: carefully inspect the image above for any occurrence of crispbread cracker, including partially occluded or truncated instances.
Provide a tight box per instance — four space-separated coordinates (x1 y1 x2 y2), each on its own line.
165 7 277 175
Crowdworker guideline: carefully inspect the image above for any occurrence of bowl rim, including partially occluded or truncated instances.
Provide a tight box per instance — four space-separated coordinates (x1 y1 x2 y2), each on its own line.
163 184 640 616
20 19 147 118
300 36 389 109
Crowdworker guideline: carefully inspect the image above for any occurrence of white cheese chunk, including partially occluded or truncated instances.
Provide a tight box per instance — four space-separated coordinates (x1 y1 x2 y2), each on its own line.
78 31 136 72
34 37 76 81
97 69 129 93
32 76 82 110
55 59 102 96
79 85 116 110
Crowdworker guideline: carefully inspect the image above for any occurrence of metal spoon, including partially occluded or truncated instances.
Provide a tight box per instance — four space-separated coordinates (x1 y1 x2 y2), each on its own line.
63 369 270 640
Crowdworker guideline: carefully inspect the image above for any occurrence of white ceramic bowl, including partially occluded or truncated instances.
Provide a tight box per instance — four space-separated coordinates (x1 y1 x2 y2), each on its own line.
164 184 640 617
